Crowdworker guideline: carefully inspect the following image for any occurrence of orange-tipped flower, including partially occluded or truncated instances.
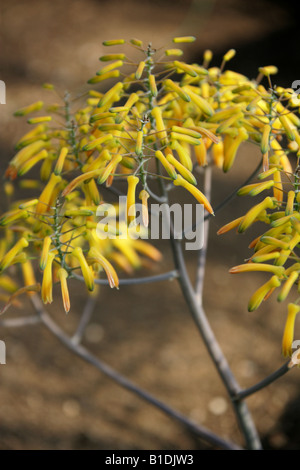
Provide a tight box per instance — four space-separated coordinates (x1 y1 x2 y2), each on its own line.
238 197 276 233
282 303 300 357
73 247 94 291
248 275 281 311
89 247 119 289
173 175 214 215
41 252 55 304
57 268 70 313
229 263 285 276
0 237 29 273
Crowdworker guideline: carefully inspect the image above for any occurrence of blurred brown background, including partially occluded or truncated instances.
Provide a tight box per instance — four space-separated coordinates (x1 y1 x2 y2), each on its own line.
0 0 300 450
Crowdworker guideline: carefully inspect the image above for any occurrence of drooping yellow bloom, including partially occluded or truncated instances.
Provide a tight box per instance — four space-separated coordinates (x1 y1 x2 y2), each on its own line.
62 170 101 197
89 247 119 289
72 247 94 291
277 271 299 302
126 175 139 225
41 252 55 304
173 175 214 215
40 236 52 270
164 79 190 102
155 150 177 180
57 268 70 313
21 259 37 296
238 197 276 233
0 237 29 273
282 303 300 357
98 155 122 185
248 275 281 312
166 154 197 185
36 173 62 214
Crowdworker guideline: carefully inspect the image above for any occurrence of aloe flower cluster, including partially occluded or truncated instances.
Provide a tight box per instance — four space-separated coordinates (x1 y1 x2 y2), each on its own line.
1 36 300 356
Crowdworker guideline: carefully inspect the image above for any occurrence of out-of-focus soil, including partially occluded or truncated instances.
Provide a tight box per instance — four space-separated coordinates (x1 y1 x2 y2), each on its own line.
0 0 300 450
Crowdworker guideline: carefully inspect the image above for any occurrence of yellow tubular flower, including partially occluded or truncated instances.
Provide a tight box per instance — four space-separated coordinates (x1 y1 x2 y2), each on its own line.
278 271 299 302
88 70 120 84
229 263 285 276
173 175 214 215
155 150 177 180
62 170 101 197
89 247 119 289
130 38 143 47
73 247 94 291
286 191 295 215
98 155 122 185
0 209 29 226
273 170 283 203
14 101 43 117
166 154 197 185
282 303 300 357
151 107 168 145
173 36 196 43
0 237 29 273
248 275 281 312
217 216 244 235
135 131 143 156
98 82 123 108
223 127 248 172
57 268 70 313
99 54 126 62
223 49 236 62
127 175 139 225
170 141 193 171
164 79 190 102
139 190 150 227
149 75 157 97
18 149 48 176
238 197 276 233
40 236 52 270
182 87 214 117
97 60 124 75
261 124 271 154
0 276 18 293
21 259 37 296
135 61 145 79
237 180 274 196
36 174 62 214
102 39 125 46
54 147 69 175
194 139 207 166
41 252 55 304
